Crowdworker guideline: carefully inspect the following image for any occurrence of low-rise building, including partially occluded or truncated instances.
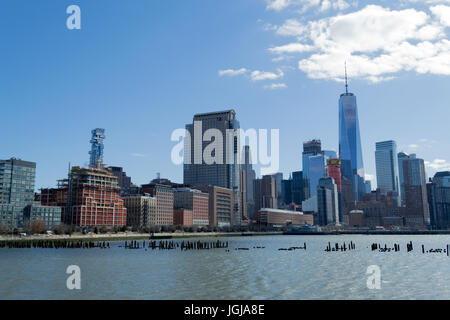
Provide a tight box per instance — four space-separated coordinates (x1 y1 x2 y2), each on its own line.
253 208 314 230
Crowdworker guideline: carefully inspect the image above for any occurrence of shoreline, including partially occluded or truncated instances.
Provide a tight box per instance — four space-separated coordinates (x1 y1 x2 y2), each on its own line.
0 231 282 243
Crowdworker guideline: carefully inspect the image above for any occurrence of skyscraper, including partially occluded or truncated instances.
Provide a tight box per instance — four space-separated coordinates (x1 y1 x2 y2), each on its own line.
291 171 304 205
241 145 256 218
375 140 401 206
428 171 450 229
402 154 430 228
339 67 366 201
184 110 241 225
89 128 105 168
317 177 340 226
302 139 322 199
398 151 409 206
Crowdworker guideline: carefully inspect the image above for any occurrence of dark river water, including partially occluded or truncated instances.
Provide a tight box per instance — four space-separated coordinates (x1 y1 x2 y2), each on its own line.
1 235 449 299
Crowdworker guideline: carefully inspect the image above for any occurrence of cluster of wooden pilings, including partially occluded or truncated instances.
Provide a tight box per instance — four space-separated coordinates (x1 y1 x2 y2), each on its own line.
123 240 229 251
325 241 355 252
0 240 110 249
371 243 401 252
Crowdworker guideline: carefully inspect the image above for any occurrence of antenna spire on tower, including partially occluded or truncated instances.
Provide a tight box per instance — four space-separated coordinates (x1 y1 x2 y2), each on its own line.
345 61 348 94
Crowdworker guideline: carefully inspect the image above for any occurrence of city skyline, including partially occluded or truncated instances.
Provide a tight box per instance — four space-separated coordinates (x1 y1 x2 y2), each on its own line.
2 0 450 191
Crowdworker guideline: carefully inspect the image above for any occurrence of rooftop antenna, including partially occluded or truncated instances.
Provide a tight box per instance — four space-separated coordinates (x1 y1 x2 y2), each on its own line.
345 61 349 94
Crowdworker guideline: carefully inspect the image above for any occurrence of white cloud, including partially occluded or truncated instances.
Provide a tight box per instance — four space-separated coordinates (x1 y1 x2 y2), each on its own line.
264 83 288 89
408 144 420 150
266 0 351 12
431 5 450 26
218 68 248 77
251 69 285 81
269 43 314 53
268 4 450 82
425 159 450 171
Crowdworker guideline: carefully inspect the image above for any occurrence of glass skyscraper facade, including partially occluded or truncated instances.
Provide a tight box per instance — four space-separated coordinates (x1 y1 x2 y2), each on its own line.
339 90 366 201
375 140 401 206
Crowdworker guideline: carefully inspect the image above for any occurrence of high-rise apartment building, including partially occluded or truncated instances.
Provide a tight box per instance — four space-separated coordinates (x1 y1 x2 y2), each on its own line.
339 71 366 201
184 110 241 225
375 140 401 206
0 158 36 228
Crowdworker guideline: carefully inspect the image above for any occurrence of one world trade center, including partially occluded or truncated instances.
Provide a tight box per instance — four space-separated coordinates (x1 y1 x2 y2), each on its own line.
339 66 366 201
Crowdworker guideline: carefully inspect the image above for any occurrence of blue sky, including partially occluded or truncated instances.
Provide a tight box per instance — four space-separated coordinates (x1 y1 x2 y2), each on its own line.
1 0 450 190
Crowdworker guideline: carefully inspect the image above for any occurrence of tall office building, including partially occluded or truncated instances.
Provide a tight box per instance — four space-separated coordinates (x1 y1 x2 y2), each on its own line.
327 159 342 192
375 140 401 206
317 177 340 226
398 152 409 206
428 171 450 229
241 145 256 219
89 128 106 169
0 158 36 228
339 68 366 201
402 154 430 228
184 110 241 225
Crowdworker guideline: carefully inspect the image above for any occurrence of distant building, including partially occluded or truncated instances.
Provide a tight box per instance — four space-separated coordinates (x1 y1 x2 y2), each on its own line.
254 175 277 212
67 166 127 227
141 182 174 226
107 167 133 196
327 159 342 192
302 139 322 199
123 194 156 228
397 152 409 206
194 184 233 228
428 171 450 229
241 146 256 219
291 171 304 205
174 188 209 226
272 172 283 205
253 208 313 230
317 177 340 226
375 140 401 206
0 158 36 229
281 178 293 206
